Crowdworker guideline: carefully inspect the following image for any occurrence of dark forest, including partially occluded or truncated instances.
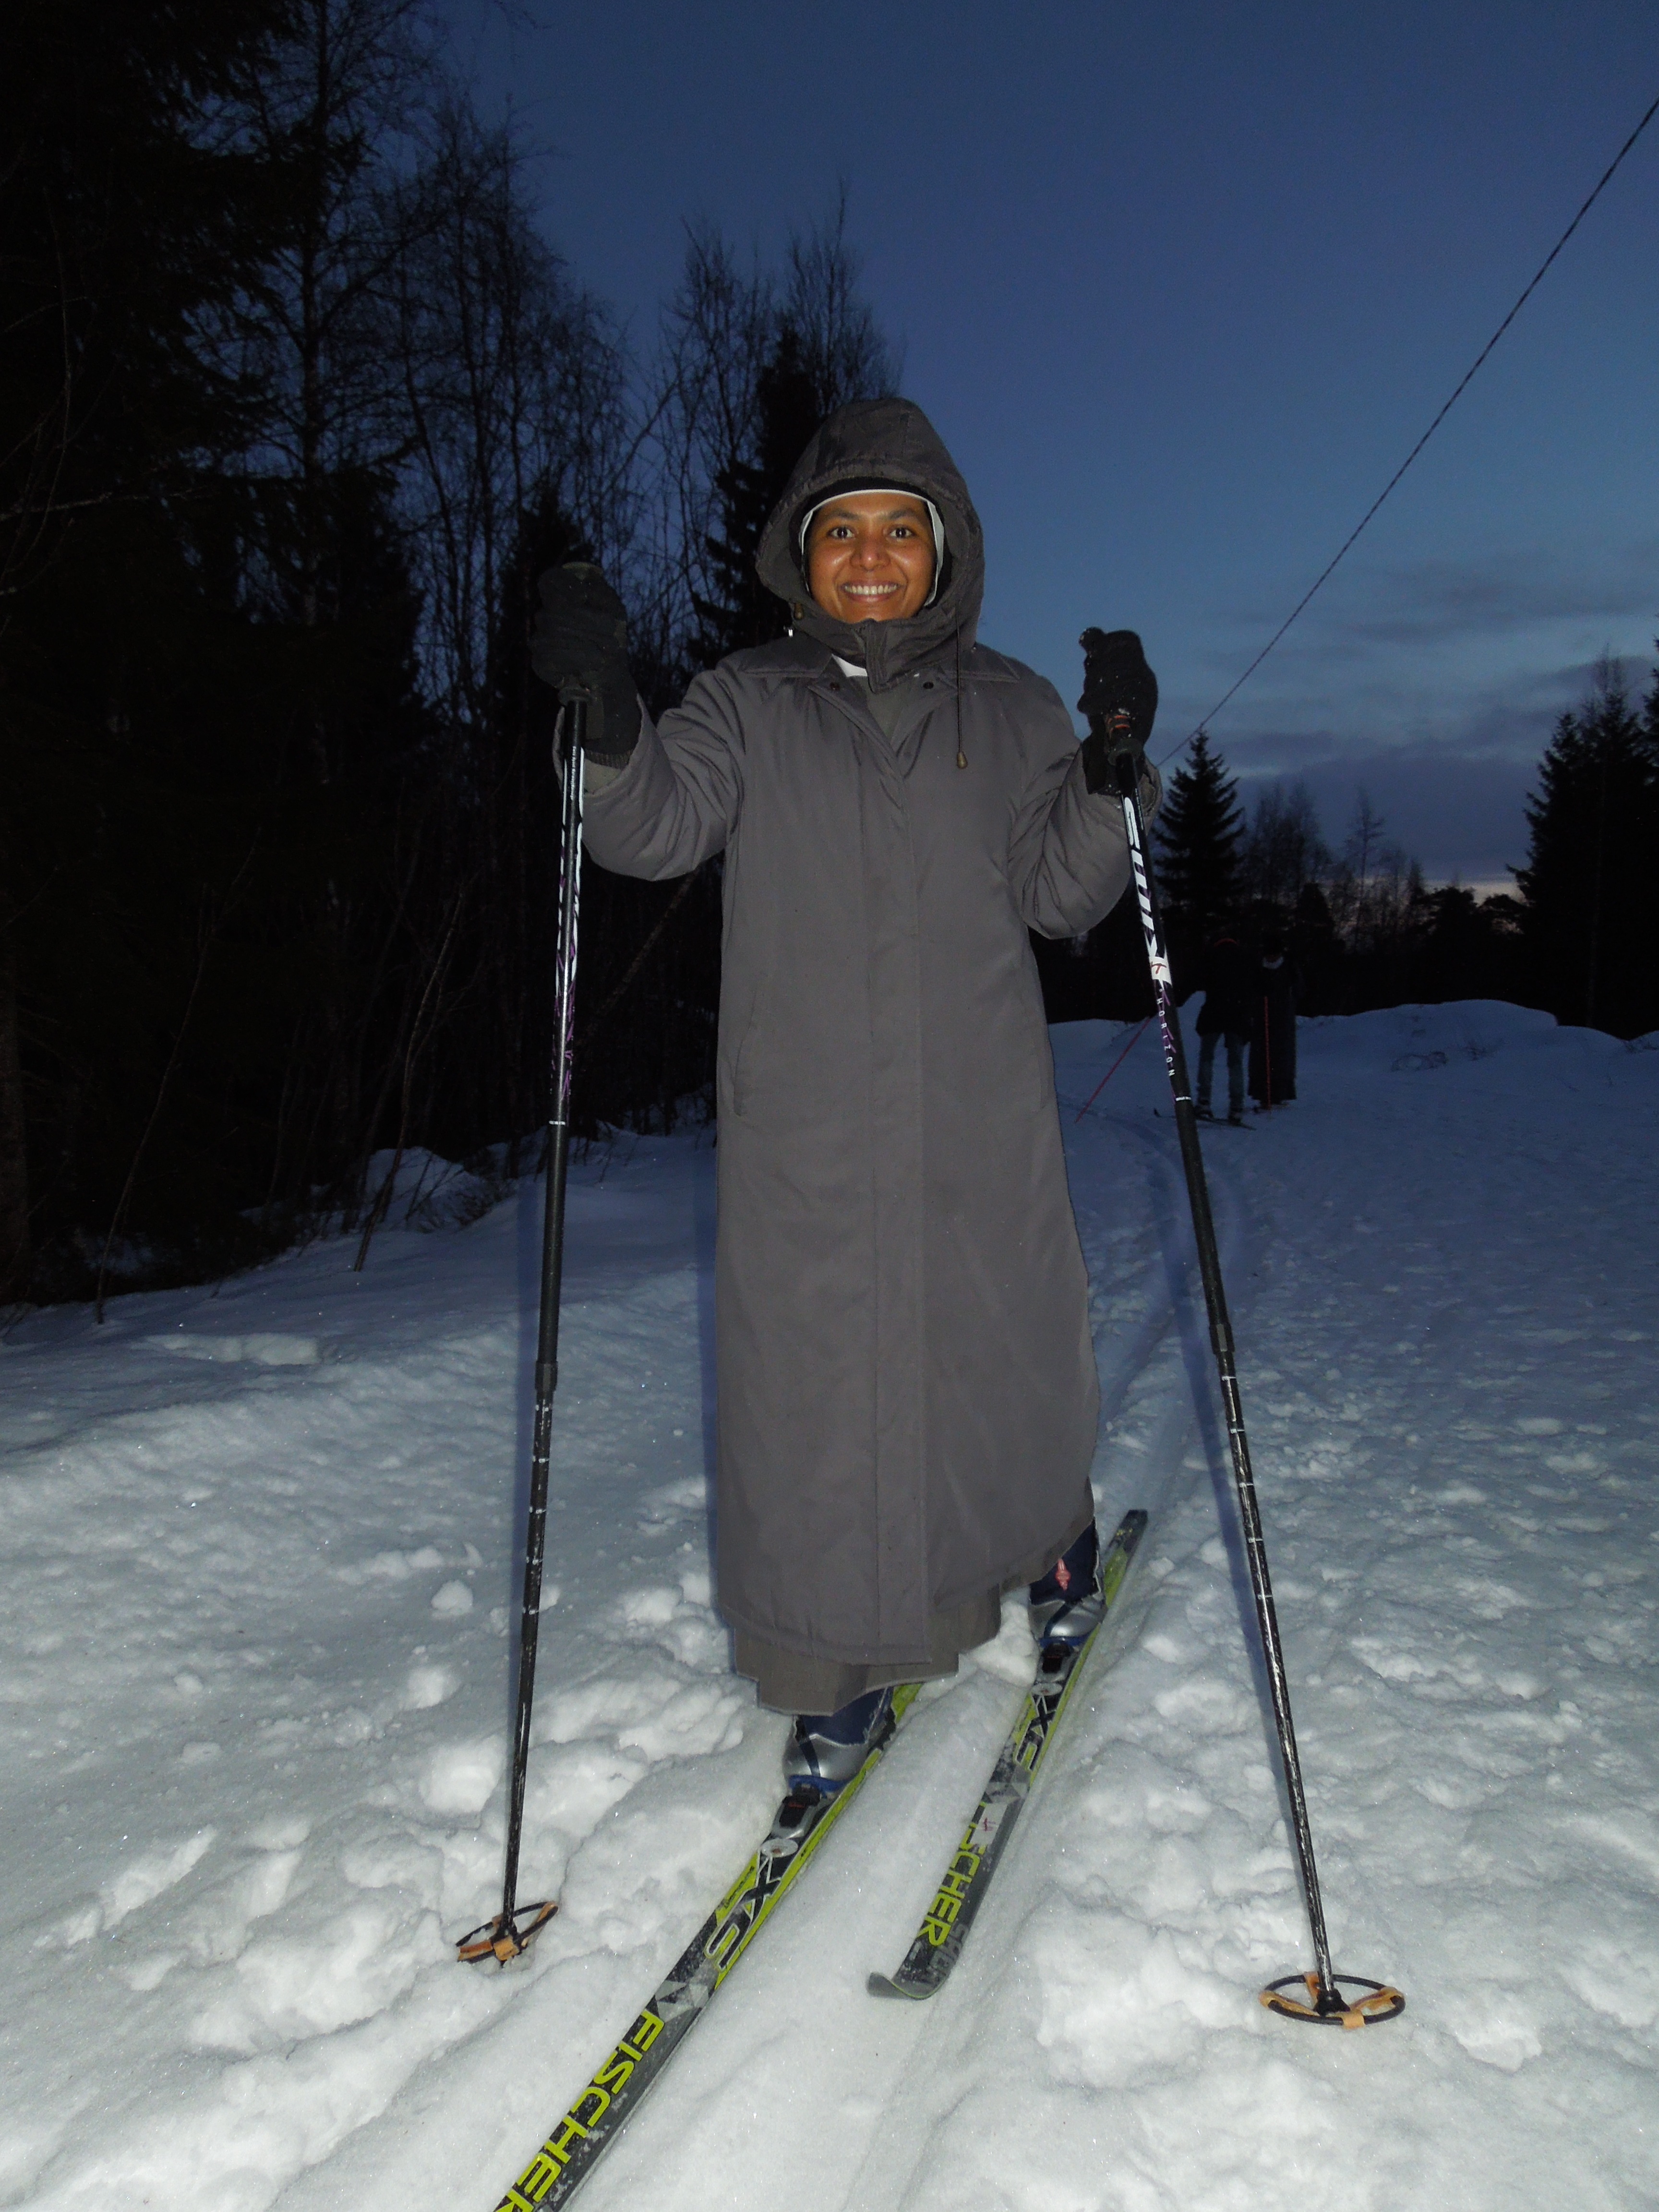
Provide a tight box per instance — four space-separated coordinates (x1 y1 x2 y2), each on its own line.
3 0 1655 1310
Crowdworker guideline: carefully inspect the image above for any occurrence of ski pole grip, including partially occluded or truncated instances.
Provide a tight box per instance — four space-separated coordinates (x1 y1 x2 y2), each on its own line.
562 694 588 765
1106 716 1145 798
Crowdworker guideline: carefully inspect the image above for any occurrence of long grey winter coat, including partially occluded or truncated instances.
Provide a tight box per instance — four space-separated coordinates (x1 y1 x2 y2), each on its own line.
583 398 1145 1674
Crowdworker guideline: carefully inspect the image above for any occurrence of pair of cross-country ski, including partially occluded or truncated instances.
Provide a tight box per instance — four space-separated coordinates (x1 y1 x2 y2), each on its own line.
491 1507 1150 2212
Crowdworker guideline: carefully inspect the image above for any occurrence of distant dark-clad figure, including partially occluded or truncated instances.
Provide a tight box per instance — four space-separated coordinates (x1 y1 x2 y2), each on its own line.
1249 933 1298 1107
1189 926 1251 1125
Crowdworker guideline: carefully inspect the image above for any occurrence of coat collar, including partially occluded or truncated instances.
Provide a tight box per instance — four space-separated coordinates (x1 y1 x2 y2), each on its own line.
733 632 1017 688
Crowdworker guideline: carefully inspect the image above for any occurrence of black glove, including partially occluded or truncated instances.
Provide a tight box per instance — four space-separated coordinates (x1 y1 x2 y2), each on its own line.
531 563 642 764
1077 627 1158 798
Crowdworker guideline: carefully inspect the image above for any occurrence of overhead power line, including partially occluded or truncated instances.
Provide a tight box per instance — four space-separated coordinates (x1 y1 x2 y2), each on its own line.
1159 86 1659 769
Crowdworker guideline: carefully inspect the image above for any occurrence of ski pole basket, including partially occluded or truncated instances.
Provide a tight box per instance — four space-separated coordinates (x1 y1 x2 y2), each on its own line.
1261 1972 1406 2029
457 1899 559 1968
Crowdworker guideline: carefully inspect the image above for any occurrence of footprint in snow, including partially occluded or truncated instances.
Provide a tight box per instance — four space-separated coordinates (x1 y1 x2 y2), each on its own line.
41 1829 218 1951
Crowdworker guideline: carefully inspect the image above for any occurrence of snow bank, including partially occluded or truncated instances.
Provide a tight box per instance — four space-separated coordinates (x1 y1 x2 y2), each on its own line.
350 1146 508 1235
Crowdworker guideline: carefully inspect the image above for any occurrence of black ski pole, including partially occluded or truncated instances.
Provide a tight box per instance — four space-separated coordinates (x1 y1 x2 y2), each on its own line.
1079 630 1403 2031
457 695 587 1967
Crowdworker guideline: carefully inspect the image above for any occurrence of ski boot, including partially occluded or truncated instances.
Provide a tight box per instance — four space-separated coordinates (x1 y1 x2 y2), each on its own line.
1029 1522 1104 1648
1195 1102 1214 1121
785 1686 894 1797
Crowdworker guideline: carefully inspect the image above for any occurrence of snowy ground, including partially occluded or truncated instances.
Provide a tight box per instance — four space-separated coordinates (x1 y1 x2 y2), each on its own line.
2 1001 1656 2212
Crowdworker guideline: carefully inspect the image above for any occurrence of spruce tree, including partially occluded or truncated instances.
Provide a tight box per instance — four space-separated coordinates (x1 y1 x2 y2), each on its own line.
691 322 829 664
1515 662 1659 1037
1154 729 1244 942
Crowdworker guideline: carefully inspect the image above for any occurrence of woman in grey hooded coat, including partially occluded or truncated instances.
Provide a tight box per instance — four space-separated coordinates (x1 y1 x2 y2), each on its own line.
535 397 1156 1758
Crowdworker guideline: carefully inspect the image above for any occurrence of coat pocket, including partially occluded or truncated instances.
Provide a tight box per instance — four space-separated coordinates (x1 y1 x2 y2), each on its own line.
723 964 772 1122
731 1011 762 1120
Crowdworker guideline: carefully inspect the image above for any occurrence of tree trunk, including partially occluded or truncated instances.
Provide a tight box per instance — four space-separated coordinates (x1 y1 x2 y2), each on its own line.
0 918 32 1302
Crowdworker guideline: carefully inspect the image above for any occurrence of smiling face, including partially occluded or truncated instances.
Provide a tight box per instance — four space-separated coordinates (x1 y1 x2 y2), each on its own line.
805 491 937 624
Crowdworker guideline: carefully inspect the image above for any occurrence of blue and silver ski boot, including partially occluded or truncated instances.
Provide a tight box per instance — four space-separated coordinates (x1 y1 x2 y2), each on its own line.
1029 1522 1104 1648
784 1686 894 1797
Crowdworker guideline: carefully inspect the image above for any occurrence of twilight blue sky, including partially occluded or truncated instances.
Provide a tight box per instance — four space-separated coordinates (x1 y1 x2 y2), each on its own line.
444 0 1657 885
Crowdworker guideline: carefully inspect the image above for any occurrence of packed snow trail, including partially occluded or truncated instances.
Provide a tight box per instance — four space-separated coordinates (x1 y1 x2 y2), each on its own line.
1 1004 1655 2211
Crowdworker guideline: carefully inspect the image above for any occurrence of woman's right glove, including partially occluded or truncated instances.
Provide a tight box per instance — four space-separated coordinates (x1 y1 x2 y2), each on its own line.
1077 627 1157 796
531 563 642 764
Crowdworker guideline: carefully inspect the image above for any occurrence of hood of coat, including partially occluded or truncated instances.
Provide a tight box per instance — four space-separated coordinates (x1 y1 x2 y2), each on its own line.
755 396 984 689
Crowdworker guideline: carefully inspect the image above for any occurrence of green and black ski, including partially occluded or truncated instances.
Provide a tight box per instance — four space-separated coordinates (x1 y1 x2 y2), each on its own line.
867 1508 1148 2003
492 1683 919 2209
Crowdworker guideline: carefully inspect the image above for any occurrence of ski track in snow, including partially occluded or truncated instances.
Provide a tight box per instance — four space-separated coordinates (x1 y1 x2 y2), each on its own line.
0 1002 1654 2211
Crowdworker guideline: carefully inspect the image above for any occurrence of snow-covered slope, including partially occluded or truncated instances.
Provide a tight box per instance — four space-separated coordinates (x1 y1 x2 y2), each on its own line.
1 1002 1654 2211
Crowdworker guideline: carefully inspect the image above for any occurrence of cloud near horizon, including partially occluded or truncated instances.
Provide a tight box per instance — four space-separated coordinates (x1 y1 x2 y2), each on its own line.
1223 538 1659 656
1154 537 1657 881
1225 742 1535 888
1189 675 1635 887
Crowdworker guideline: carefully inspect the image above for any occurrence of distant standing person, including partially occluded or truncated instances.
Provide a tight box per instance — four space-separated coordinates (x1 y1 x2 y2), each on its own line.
1250 933 1298 1107
1188 924 1251 1126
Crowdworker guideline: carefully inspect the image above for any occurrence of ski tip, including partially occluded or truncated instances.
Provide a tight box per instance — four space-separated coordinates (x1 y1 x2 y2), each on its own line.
866 1971 932 2003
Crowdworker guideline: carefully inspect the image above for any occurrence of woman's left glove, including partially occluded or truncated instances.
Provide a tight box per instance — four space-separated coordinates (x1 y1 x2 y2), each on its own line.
1077 627 1159 811
531 563 642 764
